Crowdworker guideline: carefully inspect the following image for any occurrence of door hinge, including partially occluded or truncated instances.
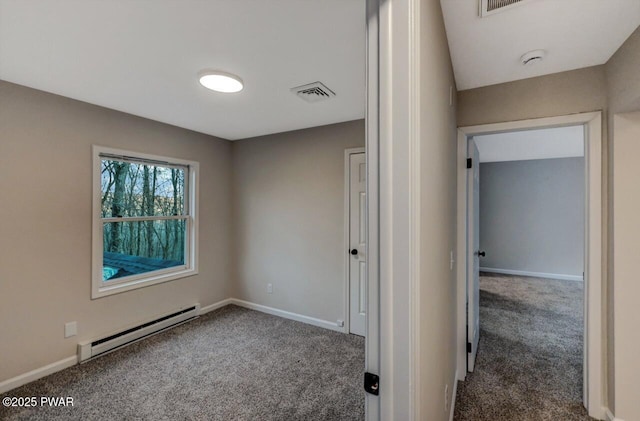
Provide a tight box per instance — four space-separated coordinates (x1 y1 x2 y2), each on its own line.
364 372 379 396
466 158 472 169
467 342 472 353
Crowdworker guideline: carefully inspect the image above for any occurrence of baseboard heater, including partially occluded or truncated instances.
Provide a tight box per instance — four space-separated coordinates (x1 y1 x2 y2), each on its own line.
78 304 200 362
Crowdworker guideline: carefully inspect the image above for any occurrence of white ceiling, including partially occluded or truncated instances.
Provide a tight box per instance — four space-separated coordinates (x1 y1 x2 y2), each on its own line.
474 126 584 163
441 0 640 90
0 0 365 140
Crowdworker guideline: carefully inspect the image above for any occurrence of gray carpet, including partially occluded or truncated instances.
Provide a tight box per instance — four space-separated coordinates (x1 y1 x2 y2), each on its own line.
0 305 365 421
454 273 595 421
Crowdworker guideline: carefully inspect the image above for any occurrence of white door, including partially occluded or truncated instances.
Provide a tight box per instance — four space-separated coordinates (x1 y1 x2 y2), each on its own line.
349 152 367 336
467 139 481 371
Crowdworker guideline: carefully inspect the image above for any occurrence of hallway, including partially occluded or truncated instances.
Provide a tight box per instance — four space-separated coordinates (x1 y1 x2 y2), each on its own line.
454 273 594 421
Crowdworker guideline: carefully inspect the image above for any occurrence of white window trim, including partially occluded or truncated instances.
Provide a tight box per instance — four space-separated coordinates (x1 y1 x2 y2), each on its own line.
91 145 199 299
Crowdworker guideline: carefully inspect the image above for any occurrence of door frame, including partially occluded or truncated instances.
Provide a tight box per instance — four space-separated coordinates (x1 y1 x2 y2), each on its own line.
344 147 366 336
455 111 604 419
365 0 381 419
375 0 422 417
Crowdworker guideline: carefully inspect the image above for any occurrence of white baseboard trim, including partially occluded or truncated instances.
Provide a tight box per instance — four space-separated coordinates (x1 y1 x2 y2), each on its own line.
449 369 459 421
604 407 623 421
0 356 77 395
202 298 342 333
230 298 343 333
199 298 234 315
480 267 583 282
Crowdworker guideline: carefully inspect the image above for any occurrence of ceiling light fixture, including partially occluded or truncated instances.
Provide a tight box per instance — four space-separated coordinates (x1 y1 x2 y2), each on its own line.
198 70 244 93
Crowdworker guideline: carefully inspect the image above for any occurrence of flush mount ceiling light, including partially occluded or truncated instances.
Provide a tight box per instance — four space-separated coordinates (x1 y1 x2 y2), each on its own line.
520 50 546 66
198 70 243 93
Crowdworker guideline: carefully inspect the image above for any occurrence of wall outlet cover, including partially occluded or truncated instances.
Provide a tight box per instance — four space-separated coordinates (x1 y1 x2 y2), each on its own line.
65 321 77 338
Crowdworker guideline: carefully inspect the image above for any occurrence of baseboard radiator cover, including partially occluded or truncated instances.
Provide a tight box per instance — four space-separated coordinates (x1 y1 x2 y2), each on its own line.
78 304 200 362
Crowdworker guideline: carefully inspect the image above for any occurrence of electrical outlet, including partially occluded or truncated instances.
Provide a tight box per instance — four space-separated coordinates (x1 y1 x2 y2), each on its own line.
450 250 455 271
336 319 344 327
267 283 273 294
65 321 77 338
444 384 449 412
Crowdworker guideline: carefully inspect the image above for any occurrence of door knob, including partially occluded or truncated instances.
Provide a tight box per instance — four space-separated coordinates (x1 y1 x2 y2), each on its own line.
478 251 486 257
351 249 358 256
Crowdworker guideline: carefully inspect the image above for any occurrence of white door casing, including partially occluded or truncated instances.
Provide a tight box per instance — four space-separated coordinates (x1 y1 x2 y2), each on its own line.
364 0 380 417
455 112 603 419
467 139 480 372
349 151 367 336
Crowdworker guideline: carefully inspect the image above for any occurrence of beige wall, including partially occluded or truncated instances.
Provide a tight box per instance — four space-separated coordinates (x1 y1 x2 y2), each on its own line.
231 120 365 324
607 26 640 115
0 81 233 383
612 111 640 421
417 0 459 418
457 66 607 127
606 25 640 419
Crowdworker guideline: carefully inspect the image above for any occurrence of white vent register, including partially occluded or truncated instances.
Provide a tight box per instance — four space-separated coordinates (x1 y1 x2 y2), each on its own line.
291 81 336 103
479 0 533 17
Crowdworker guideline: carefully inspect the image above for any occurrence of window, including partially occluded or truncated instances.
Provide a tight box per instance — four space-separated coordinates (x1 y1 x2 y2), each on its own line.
92 146 198 298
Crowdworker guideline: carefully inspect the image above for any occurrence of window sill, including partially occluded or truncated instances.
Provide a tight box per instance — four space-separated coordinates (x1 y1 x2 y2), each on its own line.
91 268 198 299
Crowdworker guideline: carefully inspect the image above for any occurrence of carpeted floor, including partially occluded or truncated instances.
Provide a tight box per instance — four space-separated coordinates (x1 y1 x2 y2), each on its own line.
0 305 365 421
454 273 595 421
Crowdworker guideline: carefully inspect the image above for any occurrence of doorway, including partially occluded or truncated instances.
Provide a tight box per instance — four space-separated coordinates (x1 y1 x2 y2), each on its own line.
456 112 604 419
460 126 588 419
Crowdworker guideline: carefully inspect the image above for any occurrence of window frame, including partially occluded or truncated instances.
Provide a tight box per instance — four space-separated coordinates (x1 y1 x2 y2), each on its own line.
92 145 199 299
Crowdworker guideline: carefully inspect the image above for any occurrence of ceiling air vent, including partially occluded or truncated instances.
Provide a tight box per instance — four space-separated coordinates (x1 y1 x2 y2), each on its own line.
479 0 533 17
291 82 336 103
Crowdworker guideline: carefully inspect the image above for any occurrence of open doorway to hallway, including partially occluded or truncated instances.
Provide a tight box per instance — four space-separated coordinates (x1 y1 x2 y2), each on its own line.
455 112 604 420
457 126 588 419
